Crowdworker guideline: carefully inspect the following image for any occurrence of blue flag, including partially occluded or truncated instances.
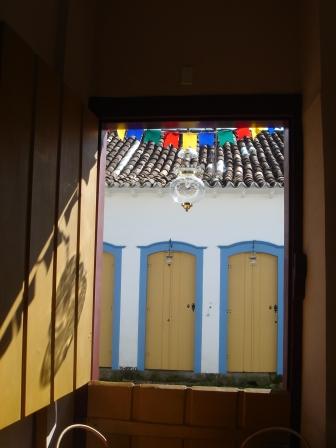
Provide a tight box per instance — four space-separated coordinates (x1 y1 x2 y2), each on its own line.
126 129 144 141
199 132 215 146
268 127 275 134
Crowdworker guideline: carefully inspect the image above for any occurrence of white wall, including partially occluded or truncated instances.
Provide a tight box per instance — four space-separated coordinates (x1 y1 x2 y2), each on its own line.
103 187 284 372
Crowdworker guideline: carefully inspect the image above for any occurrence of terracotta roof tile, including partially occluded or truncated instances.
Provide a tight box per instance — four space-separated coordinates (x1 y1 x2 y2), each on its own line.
105 130 284 188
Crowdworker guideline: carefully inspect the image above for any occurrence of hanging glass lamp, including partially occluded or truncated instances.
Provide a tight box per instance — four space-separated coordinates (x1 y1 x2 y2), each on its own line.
170 166 205 212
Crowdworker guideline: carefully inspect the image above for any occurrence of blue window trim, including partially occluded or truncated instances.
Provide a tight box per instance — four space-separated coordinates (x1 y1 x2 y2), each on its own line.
103 242 125 369
137 241 206 373
218 241 284 375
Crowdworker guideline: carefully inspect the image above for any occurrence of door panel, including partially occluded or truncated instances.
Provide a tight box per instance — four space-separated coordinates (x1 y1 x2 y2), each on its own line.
227 254 246 372
146 252 195 371
169 252 195 370
254 253 277 371
228 252 277 373
146 252 170 369
99 253 115 367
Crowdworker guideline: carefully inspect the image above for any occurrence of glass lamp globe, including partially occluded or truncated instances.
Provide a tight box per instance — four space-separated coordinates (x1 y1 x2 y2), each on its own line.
170 167 205 211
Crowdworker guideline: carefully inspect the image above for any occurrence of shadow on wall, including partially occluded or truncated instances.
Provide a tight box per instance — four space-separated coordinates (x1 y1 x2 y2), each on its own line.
0 176 95 360
40 255 87 387
0 213 89 362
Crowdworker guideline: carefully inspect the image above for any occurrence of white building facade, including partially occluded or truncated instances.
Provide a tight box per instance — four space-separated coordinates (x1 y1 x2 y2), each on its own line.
103 186 284 373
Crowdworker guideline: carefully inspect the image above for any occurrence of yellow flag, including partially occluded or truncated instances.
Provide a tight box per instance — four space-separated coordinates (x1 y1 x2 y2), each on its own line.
117 129 126 140
250 128 261 139
251 127 269 139
182 132 198 149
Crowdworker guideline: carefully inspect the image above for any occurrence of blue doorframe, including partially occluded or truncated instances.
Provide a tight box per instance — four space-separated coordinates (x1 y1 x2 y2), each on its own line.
218 241 284 374
137 241 206 373
103 242 125 369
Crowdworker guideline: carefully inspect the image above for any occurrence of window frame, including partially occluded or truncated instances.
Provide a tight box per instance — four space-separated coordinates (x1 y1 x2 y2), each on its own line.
90 93 304 431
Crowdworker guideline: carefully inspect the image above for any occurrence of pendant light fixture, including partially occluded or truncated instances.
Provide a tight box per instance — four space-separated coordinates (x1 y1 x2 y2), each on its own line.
170 147 205 211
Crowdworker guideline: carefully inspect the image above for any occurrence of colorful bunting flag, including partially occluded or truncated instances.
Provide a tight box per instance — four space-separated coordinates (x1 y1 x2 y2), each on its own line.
236 128 251 140
182 132 198 149
217 129 235 146
198 132 215 146
126 129 144 141
143 129 162 144
251 128 263 139
163 132 180 148
116 129 126 140
268 127 275 134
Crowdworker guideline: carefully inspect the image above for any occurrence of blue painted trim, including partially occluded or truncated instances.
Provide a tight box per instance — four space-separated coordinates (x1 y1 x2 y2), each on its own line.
137 241 206 373
103 242 125 369
218 241 284 375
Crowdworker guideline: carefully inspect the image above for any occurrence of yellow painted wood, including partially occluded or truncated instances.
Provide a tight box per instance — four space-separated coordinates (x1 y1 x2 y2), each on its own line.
25 62 60 416
146 252 195 371
227 254 246 372
169 252 195 370
252 253 277 372
243 256 254 372
0 27 35 429
228 253 277 373
99 253 115 367
76 109 98 387
54 90 81 401
146 252 168 369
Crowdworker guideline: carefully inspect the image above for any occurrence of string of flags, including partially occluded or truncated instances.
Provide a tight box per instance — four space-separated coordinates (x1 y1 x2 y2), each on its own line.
115 127 279 149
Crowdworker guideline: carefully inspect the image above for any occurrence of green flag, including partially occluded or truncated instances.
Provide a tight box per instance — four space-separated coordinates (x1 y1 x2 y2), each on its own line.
218 129 235 146
143 129 162 144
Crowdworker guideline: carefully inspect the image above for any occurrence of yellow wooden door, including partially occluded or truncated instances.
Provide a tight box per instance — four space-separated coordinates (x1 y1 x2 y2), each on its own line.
145 252 195 370
227 252 277 372
99 252 115 367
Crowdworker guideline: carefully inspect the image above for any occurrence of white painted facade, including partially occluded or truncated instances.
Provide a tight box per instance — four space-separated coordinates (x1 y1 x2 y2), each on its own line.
103 186 284 373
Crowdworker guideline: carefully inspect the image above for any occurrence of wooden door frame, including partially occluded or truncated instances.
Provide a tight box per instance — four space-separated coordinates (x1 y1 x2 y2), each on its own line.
218 241 284 375
137 241 205 372
89 93 305 431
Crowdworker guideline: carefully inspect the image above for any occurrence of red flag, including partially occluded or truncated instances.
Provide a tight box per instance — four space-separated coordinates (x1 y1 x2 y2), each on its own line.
163 132 180 148
236 128 251 140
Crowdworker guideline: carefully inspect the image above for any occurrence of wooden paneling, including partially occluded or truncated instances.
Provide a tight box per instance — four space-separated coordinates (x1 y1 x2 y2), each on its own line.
0 26 35 429
25 62 61 416
0 24 99 429
146 252 195 370
54 89 81 401
99 253 114 367
76 109 98 387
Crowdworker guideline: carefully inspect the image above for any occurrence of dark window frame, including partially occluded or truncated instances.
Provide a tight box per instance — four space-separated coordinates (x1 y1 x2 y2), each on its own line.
89 94 305 431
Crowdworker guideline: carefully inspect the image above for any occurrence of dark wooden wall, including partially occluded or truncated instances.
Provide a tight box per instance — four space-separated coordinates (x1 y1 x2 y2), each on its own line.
0 23 99 429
